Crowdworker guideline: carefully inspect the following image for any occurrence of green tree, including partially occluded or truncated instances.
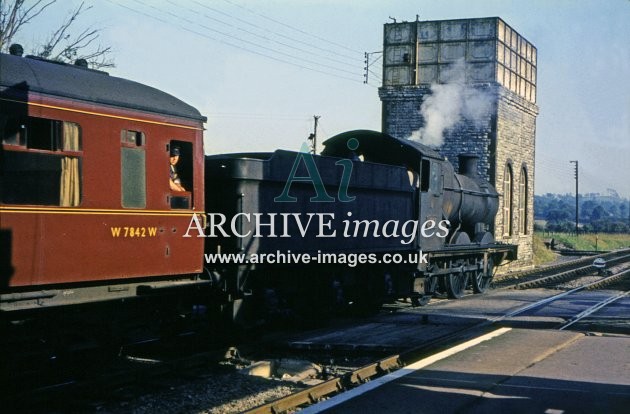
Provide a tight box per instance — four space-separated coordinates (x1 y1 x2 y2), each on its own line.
580 200 597 220
590 205 606 221
546 209 571 222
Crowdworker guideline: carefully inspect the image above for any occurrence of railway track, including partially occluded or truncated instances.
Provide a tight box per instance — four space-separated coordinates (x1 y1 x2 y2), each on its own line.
491 267 630 323
244 260 630 414
1 332 220 409
492 248 630 289
4 251 629 413
0 305 244 412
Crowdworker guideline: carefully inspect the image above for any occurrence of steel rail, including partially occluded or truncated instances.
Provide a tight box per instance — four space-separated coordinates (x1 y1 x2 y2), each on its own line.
559 290 629 330
245 260 630 414
493 249 630 287
492 266 630 322
559 268 630 330
494 252 630 291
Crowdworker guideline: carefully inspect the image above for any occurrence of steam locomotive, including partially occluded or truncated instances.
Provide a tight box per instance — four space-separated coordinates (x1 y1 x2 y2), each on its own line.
0 51 515 321
203 130 516 318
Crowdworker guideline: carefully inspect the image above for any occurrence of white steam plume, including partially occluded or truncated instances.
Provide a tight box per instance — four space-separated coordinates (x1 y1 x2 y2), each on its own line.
409 58 493 147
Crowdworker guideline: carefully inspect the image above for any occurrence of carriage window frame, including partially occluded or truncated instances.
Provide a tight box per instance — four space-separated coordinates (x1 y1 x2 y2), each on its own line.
120 129 146 209
121 129 145 147
1 115 82 206
168 140 193 209
2 116 82 152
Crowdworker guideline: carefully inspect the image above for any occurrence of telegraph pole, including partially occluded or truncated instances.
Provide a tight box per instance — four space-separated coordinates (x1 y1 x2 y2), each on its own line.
570 160 579 236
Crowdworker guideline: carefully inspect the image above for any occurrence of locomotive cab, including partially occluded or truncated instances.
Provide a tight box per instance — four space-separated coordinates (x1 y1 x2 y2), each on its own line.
323 130 448 251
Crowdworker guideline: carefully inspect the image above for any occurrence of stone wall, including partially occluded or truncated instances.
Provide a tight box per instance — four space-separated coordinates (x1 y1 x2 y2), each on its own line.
494 88 538 270
379 85 430 140
379 84 497 182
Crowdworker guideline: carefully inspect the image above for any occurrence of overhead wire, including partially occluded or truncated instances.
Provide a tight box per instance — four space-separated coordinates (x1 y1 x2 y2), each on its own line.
368 69 382 81
535 152 575 194
131 0 360 77
365 52 383 85
535 161 573 176
106 0 365 84
205 112 311 121
190 0 362 68
535 153 575 176
221 0 364 55
536 161 572 173
534 153 623 196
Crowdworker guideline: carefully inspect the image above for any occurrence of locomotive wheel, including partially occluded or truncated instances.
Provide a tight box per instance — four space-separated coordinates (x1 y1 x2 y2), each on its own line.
444 265 469 299
473 257 494 294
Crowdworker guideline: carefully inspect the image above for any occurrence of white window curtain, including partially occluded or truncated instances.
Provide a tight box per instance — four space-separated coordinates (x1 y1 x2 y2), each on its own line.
60 122 81 206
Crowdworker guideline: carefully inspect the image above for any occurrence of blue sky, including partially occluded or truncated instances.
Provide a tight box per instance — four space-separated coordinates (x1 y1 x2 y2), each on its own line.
12 0 630 197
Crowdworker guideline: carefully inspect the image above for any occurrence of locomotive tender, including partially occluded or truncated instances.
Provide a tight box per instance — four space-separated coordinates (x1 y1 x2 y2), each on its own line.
0 51 516 320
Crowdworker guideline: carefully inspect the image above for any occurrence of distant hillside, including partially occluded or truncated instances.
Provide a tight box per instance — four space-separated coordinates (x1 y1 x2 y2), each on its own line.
535 193 629 233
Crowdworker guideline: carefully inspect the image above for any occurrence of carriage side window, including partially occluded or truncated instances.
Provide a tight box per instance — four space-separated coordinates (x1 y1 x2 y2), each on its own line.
0 114 25 146
28 117 60 150
121 130 146 208
2 116 81 151
121 130 145 146
1 116 82 206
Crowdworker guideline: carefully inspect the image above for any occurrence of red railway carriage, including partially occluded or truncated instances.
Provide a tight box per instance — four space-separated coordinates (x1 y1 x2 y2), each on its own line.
0 53 207 311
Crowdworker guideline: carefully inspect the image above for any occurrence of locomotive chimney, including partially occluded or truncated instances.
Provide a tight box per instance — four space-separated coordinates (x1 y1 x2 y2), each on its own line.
458 154 479 178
